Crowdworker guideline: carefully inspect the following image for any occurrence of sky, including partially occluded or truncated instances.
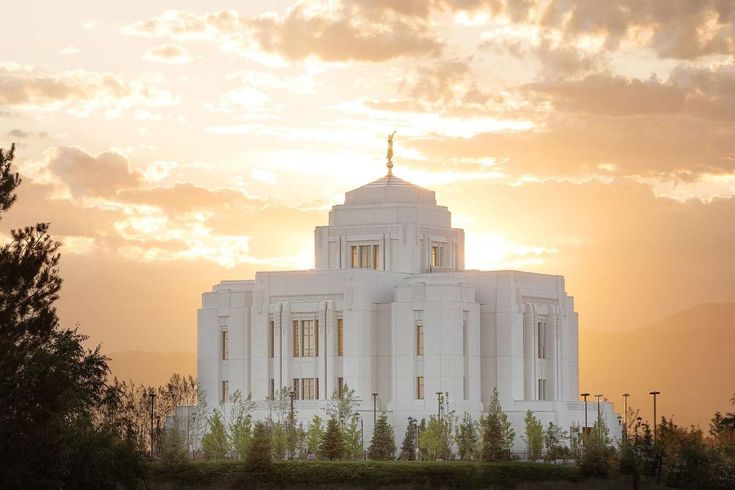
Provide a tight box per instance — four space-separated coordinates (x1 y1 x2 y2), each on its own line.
0 0 734 359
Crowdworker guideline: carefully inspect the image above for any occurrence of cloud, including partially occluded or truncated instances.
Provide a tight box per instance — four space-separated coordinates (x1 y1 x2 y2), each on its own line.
47 147 144 198
123 9 246 40
0 65 178 115
143 43 192 64
58 46 81 56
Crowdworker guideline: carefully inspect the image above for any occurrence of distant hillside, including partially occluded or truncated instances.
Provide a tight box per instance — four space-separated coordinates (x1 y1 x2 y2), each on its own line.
108 351 196 387
580 303 735 429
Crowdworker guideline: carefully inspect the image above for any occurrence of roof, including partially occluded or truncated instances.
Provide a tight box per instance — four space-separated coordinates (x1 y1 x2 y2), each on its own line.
343 174 437 206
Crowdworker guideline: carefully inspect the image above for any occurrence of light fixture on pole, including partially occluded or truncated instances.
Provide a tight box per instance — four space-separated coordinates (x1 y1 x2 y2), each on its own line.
649 391 661 443
595 394 603 422
148 389 156 458
622 393 630 439
580 393 590 430
372 392 378 426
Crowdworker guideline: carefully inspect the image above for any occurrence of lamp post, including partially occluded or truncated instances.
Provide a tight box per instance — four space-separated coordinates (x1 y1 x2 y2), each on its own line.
148 389 156 458
581 393 590 430
359 415 364 460
288 390 296 460
595 394 603 422
436 392 444 422
649 391 660 443
622 393 630 440
372 392 378 426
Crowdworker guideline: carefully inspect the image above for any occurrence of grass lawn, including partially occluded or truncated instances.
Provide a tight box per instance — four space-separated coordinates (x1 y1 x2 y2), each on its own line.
146 460 580 488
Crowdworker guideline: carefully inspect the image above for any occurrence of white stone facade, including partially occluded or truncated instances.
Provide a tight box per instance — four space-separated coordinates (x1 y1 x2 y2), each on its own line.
197 173 620 453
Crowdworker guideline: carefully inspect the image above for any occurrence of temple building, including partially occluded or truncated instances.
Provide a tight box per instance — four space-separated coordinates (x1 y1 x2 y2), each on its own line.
197 144 619 453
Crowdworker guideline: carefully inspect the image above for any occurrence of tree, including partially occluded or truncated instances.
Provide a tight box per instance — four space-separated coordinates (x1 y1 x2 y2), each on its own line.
245 422 272 471
368 414 396 460
343 414 363 460
420 416 445 460
306 415 325 458
319 417 346 460
579 417 614 477
400 417 418 460
544 421 568 461
326 383 360 428
455 413 479 460
0 144 143 487
481 387 515 461
231 414 253 460
161 415 188 465
270 422 287 461
523 410 543 461
201 409 228 459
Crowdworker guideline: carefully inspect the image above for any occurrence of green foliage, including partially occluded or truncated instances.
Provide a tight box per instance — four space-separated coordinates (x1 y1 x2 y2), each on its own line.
523 410 543 461
368 414 397 460
306 415 325 457
201 409 228 460
579 417 614 478
544 422 568 461
456 413 479 460
326 383 360 428
231 415 252 460
0 144 143 487
161 415 188 465
343 414 364 460
320 417 346 460
420 416 445 460
245 421 272 471
146 460 581 488
400 417 418 460
481 387 515 461
270 423 287 461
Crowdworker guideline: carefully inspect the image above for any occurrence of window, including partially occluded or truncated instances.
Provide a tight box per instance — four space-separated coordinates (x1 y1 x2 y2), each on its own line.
337 377 344 397
415 311 424 356
537 319 546 359
431 245 443 267
221 380 229 404
463 311 468 400
221 330 229 360
292 378 300 400
269 320 275 358
301 378 319 400
337 318 344 356
538 379 547 401
350 243 380 269
293 320 300 357
269 378 274 399
417 376 424 400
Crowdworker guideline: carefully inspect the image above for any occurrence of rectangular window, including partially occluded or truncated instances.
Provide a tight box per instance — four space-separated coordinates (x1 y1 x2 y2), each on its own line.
538 379 547 401
351 245 359 268
316 378 320 399
269 378 274 399
302 378 318 400
417 376 424 400
360 245 372 268
537 320 546 359
221 330 229 360
293 320 300 357
221 380 229 404
302 320 316 357
431 245 443 267
373 244 381 270
293 378 299 400
337 377 344 397
416 323 424 356
337 318 344 356
463 311 469 400
269 320 275 358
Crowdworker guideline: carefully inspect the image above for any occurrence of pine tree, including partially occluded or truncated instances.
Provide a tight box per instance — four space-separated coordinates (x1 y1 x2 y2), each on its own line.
201 409 228 459
400 417 418 460
306 415 324 458
368 414 396 460
456 413 479 460
319 417 345 460
481 386 515 461
246 421 272 470
523 410 544 461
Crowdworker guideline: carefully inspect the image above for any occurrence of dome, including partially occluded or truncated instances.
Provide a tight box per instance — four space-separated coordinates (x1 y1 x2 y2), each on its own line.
344 174 436 206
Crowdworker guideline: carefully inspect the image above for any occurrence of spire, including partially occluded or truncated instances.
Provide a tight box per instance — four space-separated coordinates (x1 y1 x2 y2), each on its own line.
386 130 396 176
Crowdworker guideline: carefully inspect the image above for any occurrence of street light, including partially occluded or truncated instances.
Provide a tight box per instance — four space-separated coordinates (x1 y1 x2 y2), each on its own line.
436 392 444 422
148 389 156 458
649 391 661 443
581 393 590 430
372 393 378 426
622 393 630 439
595 394 603 422
288 390 296 460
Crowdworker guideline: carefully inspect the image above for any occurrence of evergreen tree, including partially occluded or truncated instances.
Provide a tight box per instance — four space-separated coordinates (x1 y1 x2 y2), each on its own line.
400 417 418 460
201 409 228 459
245 422 272 470
456 413 479 460
306 415 324 458
368 414 397 460
523 410 543 461
319 417 346 460
481 386 515 461
0 144 143 487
